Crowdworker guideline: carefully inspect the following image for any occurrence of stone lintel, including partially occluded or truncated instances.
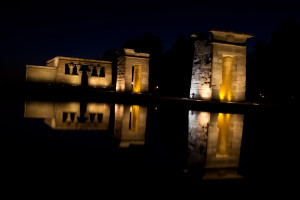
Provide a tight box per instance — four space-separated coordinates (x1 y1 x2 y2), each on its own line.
124 55 150 60
123 48 150 58
211 42 248 48
210 29 253 46
46 56 112 65
26 65 57 70
210 29 254 37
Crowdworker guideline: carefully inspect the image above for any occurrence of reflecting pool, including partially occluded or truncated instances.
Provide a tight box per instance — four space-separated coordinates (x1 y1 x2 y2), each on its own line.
0 96 297 192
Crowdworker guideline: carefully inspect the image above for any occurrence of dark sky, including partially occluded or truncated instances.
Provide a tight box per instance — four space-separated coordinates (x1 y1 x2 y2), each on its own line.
1 0 300 82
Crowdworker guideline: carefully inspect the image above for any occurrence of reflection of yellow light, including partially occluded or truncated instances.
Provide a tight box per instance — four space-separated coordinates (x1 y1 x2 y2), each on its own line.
220 57 233 101
217 113 231 157
129 105 139 132
198 112 210 126
220 92 225 101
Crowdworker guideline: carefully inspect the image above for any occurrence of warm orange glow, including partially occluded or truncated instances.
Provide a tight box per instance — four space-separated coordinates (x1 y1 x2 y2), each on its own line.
129 105 139 132
132 65 141 93
217 113 231 157
220 57 233 101
199 88 212 100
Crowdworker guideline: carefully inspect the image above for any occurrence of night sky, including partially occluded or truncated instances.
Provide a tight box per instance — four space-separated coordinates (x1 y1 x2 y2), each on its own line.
1 0 300 82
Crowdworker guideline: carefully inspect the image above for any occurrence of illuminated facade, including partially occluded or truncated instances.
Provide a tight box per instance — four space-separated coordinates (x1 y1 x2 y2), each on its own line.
24 101 111 130
188 110 244 179
26 49 150 93
190 30 253 101
116 49 150 93
26 56 113 88
114 104 147 147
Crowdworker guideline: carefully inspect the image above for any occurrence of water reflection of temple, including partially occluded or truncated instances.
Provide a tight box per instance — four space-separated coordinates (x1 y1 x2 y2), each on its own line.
24 101 148 148
114 104 147 148
24 101 111 130
188 110 244 179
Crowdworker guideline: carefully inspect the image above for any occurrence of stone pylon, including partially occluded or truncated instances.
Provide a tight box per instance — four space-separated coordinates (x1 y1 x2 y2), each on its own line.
190 29 253 101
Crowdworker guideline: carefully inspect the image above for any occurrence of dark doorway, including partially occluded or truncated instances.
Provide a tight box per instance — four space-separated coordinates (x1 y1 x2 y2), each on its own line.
100 67 105 77
79 65 90 87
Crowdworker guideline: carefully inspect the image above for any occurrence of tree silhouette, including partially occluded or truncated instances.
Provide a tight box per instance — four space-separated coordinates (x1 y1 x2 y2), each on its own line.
160 35 194 97
121 32 163 92
248 18 299 103
98 19 300 104
101 48 119 86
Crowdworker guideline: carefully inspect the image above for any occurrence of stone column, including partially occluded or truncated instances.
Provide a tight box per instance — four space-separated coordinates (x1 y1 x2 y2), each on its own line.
96 66 101 76
69 64 75 75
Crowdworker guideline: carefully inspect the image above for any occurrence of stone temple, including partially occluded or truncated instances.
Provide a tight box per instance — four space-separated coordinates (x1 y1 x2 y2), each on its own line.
26 29 252 100
190 29 253 101
26 56 113 88
26 48 150 93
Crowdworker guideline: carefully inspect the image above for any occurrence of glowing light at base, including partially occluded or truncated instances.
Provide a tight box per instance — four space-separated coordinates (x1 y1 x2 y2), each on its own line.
220 56 233 101
129 105 139 132
199 88 212 100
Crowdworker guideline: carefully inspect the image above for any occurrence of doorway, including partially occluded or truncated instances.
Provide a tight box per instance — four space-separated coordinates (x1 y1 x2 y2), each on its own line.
131 65 141 93
79 65 90 87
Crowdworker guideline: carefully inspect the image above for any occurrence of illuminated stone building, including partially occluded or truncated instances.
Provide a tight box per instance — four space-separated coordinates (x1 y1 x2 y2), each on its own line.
188 110 244 179
190 30 253 101
26 49 150 93
114 104 147 147
24 101 111 130
116 49 150 93
26 56 112 88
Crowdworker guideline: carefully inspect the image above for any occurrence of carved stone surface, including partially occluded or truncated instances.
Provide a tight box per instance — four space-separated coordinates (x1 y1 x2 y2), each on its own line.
190 40 213 99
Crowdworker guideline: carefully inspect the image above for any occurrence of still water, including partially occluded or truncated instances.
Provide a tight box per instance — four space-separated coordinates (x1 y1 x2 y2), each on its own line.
1 97 297 191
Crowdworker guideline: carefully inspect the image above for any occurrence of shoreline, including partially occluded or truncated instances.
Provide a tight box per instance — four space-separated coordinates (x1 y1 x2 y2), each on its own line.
1 82 290 113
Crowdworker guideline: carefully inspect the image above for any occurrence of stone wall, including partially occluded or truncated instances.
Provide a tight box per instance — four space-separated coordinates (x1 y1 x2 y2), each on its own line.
190 40 213 99
47 56 112 88
26 65 57 83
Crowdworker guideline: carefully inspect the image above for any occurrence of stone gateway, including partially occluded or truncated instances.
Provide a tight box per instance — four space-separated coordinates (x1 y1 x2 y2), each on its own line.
190 29 253 101
116 49 150 93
